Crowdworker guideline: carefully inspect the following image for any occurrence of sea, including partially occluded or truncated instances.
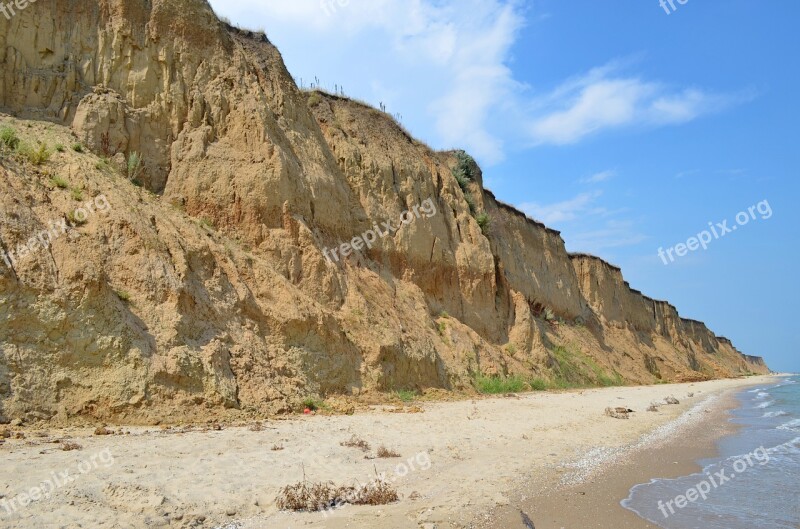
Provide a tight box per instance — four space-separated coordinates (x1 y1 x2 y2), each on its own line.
622 375 800 528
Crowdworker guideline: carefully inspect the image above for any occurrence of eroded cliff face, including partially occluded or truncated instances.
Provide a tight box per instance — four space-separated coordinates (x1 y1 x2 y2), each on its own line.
0 0 768 425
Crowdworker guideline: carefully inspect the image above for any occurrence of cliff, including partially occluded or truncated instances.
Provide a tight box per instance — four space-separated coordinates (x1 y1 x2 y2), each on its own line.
0 0 768 425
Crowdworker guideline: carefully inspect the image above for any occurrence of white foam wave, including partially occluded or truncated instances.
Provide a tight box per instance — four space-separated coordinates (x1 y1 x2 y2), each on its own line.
756 391 770 399
756 400 775 409
762 410 789 418
778 419 800 432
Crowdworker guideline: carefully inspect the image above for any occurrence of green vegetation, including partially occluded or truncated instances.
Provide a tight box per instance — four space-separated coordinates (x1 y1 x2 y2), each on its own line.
115 290 131 302
451 150 475 190
394 389 417 403
464 192 476 214
550 344 624 389
17 142 51 165
50 176 69 189
0 126 20 150
70 187 84 201
474 374 527 394
307 92 322 107
126 151 143 181
67 210 87 226
505 344 517 356
71 143 84 153
302 397 327 411
475 212 490 234
528 378 549 391
55 143 65 152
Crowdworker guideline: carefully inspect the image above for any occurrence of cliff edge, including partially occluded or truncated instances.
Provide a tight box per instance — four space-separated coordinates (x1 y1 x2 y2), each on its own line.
0 0 768 425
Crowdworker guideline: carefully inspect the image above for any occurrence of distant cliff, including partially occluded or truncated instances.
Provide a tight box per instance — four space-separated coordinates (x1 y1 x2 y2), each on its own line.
0 0 768 425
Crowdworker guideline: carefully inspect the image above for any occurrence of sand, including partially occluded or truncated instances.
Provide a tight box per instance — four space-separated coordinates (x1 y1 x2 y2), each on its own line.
0 376 775 529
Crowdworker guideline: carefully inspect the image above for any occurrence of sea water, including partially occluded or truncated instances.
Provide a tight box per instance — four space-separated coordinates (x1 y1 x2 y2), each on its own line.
622 376 800 528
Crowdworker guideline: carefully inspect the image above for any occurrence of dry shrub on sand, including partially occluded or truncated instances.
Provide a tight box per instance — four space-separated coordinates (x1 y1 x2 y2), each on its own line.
277 476 398 512
647 402 660 412
664 396 680 405
376 445 401 458
340 434 370 451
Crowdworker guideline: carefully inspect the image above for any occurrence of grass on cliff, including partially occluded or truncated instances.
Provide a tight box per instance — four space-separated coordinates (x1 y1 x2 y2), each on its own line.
473 374 527 394
550 345 624 388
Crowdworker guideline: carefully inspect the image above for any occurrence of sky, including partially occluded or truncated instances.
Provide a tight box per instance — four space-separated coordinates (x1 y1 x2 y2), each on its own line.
208 0 799 373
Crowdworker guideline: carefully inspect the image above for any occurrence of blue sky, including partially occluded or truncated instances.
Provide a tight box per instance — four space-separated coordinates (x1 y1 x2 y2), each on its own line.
209 0 799 373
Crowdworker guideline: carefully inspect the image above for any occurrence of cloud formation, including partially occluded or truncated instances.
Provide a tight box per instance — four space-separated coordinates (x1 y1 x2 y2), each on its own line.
526 63 752 146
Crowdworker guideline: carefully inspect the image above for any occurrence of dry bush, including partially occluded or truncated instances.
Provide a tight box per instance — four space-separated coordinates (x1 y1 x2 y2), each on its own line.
350 479 399 506
277 470 399 512
271 444 284 451
376 445 401 458
665 396 680 405
340 434 370 451
277 480 345 512
61 441 82 451
647 402 660 412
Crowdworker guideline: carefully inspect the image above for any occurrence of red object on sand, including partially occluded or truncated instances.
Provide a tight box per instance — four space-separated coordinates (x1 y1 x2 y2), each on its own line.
303 408 311 415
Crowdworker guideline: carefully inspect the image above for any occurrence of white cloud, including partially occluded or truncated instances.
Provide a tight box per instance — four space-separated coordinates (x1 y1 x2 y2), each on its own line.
526 62 751 146
208 0 524 164
208 2 751 164
581 169 616 184
518 192 646 254
518 191 604 225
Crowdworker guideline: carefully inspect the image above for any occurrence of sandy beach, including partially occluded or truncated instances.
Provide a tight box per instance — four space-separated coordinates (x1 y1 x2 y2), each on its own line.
0 376 774 529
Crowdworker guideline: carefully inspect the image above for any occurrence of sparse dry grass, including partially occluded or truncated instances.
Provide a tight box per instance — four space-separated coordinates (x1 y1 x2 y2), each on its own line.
376 445 401 458
61 441 82 451
276 477 399 512
340 434 370 451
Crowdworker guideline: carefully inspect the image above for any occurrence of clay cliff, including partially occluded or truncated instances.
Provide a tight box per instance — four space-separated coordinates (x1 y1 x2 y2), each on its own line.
0 0 768 425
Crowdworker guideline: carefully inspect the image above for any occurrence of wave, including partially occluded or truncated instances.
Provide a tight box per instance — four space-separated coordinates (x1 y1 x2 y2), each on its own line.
756 400 776 409
778 419 800 432
748 387 764 393
756 391 770 399
763 410 789 418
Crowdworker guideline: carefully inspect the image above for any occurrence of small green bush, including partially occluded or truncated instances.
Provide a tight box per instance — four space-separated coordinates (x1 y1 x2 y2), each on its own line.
302 397 326 411
476 212 490 233
70 187 83 201
50 176 69 189
17 142 51 165
394 390 417 403
116 290 131 302
307 92 322 107
55 143 65 152
0 126 20 150
474 374 526 394
464 192 476 214
71 143 84 153
528 378 549 391
126 151 143 181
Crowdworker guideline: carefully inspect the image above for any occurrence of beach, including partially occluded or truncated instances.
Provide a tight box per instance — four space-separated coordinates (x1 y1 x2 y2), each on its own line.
0 376 775 529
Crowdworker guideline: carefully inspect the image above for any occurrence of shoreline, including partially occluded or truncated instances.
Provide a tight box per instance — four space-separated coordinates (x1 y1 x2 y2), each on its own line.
0 376 775 529
484 386 750 529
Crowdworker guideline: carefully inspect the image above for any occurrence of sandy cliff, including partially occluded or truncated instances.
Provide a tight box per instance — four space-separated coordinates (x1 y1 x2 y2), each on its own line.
0 0 768 425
